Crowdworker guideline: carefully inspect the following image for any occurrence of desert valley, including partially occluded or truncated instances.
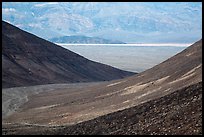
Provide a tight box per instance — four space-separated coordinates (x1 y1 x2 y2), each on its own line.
2 2 202 135
2 21 202 135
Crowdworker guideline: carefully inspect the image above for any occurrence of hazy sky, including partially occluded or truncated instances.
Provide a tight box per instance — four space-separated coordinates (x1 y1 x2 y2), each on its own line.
2 2 202 43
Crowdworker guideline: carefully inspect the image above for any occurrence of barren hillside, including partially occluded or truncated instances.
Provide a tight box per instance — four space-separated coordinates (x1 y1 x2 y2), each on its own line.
2 39 202 135
2 21 134 88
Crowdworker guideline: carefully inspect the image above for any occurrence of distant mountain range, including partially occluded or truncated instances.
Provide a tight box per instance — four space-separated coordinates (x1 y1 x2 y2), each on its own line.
49 35 125 44
2 2 202 43
2 21 134 88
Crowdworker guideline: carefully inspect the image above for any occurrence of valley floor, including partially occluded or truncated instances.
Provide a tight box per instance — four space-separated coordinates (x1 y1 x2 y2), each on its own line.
2 82 107 119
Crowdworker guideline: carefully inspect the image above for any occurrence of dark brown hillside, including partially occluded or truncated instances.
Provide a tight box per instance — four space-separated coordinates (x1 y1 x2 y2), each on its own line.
53 82 202 135
2 21 134 88
2 82 202 135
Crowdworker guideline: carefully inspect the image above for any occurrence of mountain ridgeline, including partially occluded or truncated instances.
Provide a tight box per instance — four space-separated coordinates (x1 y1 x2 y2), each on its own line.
2 21 134 88
2 3 202 43
49 35 125 44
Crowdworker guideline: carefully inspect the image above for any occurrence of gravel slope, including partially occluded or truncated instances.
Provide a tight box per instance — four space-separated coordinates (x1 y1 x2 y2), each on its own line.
2 82 202 135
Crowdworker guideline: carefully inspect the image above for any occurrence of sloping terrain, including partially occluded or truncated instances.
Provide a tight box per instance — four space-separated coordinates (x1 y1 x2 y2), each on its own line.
2 21 134 88
3 82 201 135
54 82 202 135
2 82 106 119
2 39 202 134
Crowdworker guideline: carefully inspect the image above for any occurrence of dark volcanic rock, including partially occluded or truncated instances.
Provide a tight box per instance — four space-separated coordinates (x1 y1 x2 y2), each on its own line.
52 82 202 135
2 21 134 88
2 82 202 135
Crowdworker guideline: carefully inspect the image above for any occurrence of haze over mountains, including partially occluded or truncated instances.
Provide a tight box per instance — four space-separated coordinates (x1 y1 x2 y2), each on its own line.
2 2 202 43
49 35 125 44
2 21 134 88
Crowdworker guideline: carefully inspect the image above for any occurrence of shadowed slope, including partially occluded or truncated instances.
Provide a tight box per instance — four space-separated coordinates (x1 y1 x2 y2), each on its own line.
2 21 135 88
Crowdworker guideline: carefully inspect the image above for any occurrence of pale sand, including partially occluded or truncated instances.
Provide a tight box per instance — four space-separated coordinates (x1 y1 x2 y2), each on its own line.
169 72 195 85
34 104 61 110
182 64 201 78
136 87 162 99
106 80 126 87
121 76 169 95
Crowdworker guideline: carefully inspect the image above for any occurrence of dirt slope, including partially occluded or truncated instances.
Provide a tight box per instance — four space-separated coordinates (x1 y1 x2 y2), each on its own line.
3 82 201 135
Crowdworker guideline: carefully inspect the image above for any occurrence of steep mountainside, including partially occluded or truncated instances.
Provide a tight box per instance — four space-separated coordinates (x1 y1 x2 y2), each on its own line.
53 82 202 135
2 21 134 88
49 35 125 44
2 39 202 135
